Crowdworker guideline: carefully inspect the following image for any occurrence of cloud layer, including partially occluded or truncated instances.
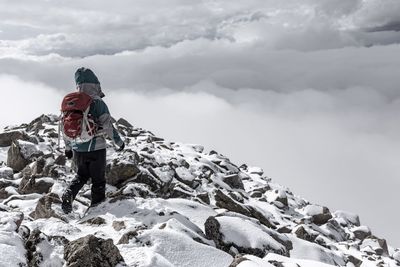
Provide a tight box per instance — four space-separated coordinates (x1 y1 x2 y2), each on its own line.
1 0 400 57
0 0 400 247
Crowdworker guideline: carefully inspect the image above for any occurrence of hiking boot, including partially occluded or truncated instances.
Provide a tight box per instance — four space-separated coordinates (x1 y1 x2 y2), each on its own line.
61 190 73 214
90 197 105 208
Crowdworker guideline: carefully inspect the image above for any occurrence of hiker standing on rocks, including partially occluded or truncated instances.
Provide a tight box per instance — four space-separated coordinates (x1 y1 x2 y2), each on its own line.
61 67 125 214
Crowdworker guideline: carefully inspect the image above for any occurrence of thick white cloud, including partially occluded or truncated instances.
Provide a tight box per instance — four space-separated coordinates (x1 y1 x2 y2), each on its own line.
0 0 400 248
0 75 62 127
1 0 400 57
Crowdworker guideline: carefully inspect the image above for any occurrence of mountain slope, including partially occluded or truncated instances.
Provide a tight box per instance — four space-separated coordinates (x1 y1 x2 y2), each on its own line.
0 114 399 267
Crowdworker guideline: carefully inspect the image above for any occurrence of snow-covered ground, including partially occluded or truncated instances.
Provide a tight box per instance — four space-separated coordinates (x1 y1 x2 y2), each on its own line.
0 114 399 267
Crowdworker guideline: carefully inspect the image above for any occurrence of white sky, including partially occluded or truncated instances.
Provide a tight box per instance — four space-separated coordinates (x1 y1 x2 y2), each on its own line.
0 0 399 247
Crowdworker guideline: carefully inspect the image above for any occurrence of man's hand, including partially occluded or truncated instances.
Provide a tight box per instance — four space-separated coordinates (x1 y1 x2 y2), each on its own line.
65 150 73 159
116 142 125 152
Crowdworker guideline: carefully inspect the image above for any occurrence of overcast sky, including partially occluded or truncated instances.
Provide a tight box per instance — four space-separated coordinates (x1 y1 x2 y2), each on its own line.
0 0 399 247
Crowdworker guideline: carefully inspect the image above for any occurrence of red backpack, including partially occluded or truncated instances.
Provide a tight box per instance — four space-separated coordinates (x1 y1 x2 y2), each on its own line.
60 92 97 143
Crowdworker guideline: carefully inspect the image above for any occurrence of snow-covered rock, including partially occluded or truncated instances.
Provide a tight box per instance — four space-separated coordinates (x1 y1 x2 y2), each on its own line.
302 204 333 225
205 215 289 257
334 210 360 227
352 225 371 240
0 211 26 266
393 250 400 262
64 234 125 267
0 166 13 179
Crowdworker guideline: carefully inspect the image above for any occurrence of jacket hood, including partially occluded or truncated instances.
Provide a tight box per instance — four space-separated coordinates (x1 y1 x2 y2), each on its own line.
77 83 105 99
75 67 100 85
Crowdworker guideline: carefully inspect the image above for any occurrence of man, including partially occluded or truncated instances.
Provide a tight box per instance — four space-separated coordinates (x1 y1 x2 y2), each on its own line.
61 67 125 214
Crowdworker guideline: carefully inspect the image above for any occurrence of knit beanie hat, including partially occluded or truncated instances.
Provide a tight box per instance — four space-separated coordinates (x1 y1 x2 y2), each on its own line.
75 67 100 85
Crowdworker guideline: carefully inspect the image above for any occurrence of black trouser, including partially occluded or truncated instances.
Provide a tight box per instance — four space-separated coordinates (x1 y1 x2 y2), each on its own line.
68 149 106 205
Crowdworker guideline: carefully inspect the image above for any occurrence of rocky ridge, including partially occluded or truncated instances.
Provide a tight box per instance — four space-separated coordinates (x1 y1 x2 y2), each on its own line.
0 114 399 267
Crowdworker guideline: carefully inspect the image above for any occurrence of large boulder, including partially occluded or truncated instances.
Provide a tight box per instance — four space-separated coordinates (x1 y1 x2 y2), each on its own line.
334 210 360 227
222 173 245 190
293 225 317 242
266 189 288 207
360 236 389 256
64 235 125 267
322 219 348 242
215 189 275 228
7 140 43 172
205 215 289 258
18 176 54 195
0 131 29 147
303 204 332 225
105 160 140 187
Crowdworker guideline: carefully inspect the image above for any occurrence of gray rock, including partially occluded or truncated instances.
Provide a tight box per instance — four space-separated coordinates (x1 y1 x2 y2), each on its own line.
205 216 288 258
54 155 66 166
215 189 275 229
31 157 46 176
64 235 125 267
0 211 24 232
311 208 333 225
347 255 362 267
131 171 163 192
0 131 29 147
168 183 195 199
0 179 13 191
117 118 133 128
7 140 43 172
375 237 389 256
303 205 332 225
0 188 12 199
324 220 348 242
105 160 140 187
18 176 53 195
118 230 138 244
26 229 68 267
112 221 126 231
0 167 14 179
223 173 245 190
27 114 52 132
293 225 316 242
353 226 372 241
197 192 210 204
7 142 30 172
80 216 106 226
25 229 46 267
18 225 31 241
30 193 62 220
